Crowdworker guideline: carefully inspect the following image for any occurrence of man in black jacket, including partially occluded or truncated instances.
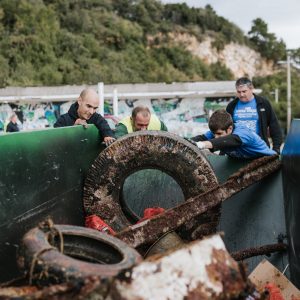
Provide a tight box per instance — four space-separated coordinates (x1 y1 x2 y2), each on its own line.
54 88 115 146
226 77 282 154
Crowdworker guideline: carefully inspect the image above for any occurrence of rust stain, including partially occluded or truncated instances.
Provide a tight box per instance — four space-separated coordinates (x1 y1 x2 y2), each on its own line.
231 243 287 261
205 249 246 297
116 155 281 248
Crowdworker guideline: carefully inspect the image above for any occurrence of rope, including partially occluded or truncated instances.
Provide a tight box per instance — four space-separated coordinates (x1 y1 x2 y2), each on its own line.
28 246 56 285
28 219 65 285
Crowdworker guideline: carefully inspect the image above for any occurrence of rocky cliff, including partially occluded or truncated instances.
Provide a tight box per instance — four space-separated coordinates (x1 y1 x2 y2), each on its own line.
150 32 275 79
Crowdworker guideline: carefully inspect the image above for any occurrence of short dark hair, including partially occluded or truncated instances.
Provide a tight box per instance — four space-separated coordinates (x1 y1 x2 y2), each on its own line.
208 109 233 133
235 77 253 88
132 106 151 120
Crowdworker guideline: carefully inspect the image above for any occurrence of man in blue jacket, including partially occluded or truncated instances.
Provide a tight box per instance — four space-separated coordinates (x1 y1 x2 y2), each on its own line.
226 77 282 154
54 88 115 146
191 109 277 159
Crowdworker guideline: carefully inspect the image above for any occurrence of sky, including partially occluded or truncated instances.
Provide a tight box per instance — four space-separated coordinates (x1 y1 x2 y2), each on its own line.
161 0 300 49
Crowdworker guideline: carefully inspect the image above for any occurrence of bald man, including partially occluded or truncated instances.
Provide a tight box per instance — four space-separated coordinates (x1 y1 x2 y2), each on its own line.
54 88 115 146
115 106 167 138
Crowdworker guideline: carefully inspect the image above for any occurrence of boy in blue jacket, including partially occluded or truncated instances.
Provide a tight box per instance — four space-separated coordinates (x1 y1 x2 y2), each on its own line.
191 109 277 159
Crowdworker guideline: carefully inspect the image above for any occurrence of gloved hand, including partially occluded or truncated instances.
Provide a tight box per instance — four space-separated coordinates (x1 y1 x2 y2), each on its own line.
195 141 206 149
184 138 206 149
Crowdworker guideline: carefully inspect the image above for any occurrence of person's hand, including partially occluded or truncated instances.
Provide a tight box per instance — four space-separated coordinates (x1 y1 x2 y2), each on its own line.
184 138 206 149
195 141 206 149
75 118 88 128
104 136 116 147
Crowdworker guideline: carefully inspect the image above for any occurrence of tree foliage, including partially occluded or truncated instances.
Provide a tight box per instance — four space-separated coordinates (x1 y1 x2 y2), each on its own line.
253 68 300 133
248 18 286 61
0 0 249 87
0 0 293 89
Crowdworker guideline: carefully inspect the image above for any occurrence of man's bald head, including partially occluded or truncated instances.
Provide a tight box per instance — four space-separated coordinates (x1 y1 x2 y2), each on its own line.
77 88 99 120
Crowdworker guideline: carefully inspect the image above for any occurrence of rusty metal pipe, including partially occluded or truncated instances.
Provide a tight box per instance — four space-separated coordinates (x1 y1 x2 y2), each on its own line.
231 243 288 261
116 155 281 248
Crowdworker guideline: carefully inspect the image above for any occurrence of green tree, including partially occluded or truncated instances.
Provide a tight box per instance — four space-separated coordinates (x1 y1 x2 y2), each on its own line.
253 69 300 133
0 55 10 87
248 18 286 61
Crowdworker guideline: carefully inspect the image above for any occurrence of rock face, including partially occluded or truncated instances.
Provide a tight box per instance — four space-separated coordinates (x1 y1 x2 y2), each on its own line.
150 32 275 78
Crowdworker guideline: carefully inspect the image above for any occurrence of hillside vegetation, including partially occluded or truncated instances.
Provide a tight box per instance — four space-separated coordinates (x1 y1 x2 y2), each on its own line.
0 0 287 87
0 0 299 130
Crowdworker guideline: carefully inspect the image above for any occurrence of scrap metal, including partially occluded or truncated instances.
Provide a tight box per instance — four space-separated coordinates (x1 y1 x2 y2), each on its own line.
111 234 258 300
231 243 288 261
116 155 281 248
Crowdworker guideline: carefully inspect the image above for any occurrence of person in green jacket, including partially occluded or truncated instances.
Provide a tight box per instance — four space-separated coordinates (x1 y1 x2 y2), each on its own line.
115 106 167 138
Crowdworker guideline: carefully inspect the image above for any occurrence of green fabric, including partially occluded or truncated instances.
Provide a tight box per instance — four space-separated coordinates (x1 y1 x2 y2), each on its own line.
160 121 168 132
119 115 162 133
115 123 129 138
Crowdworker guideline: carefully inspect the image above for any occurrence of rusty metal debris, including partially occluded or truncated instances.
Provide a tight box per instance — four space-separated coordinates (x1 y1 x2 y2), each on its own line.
19 224 142 286
116 155 281 248
83 131 220 235
231 243 288 261
1 235 264 300
0 154 281 299
0 277 108 300
111 234 261 300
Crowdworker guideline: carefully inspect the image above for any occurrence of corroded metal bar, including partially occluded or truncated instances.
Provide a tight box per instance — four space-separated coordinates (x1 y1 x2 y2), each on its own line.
111 235 251 300
117 156 281 248
231 243 288 261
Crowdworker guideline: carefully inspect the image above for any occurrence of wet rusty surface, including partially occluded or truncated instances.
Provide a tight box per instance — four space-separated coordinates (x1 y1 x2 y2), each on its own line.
231 243 288 261
83 131 219 234
0 276 109 300
111 234 257 300
0 285 38 298
18 224 142 286
116 155 281 248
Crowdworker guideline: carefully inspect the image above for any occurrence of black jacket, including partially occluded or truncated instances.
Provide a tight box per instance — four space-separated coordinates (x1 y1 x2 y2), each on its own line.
6 122 19 132
54 102 114 141
226 94 282 153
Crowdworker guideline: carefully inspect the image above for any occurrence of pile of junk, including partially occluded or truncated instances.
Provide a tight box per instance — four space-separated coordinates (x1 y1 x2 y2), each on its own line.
0 120 300 299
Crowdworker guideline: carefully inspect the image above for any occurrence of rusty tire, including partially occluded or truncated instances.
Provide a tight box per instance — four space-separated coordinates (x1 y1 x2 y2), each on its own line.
83 131 220 239
18 225 142 285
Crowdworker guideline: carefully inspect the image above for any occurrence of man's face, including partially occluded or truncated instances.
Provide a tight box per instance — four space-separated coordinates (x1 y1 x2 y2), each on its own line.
77 92 99 120
236 84 254 102
213 126 233 138
133 113 150 131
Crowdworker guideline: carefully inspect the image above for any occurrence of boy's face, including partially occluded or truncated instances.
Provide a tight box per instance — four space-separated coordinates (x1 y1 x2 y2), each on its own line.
213 126 233 138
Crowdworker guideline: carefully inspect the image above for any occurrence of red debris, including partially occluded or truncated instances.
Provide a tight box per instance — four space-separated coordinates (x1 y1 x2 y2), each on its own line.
137 207 165 223
85 215 116 235
265 283 284 300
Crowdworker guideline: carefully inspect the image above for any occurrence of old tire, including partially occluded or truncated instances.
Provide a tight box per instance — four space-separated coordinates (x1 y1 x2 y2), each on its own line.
19 225 142 285
83 131 220 239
